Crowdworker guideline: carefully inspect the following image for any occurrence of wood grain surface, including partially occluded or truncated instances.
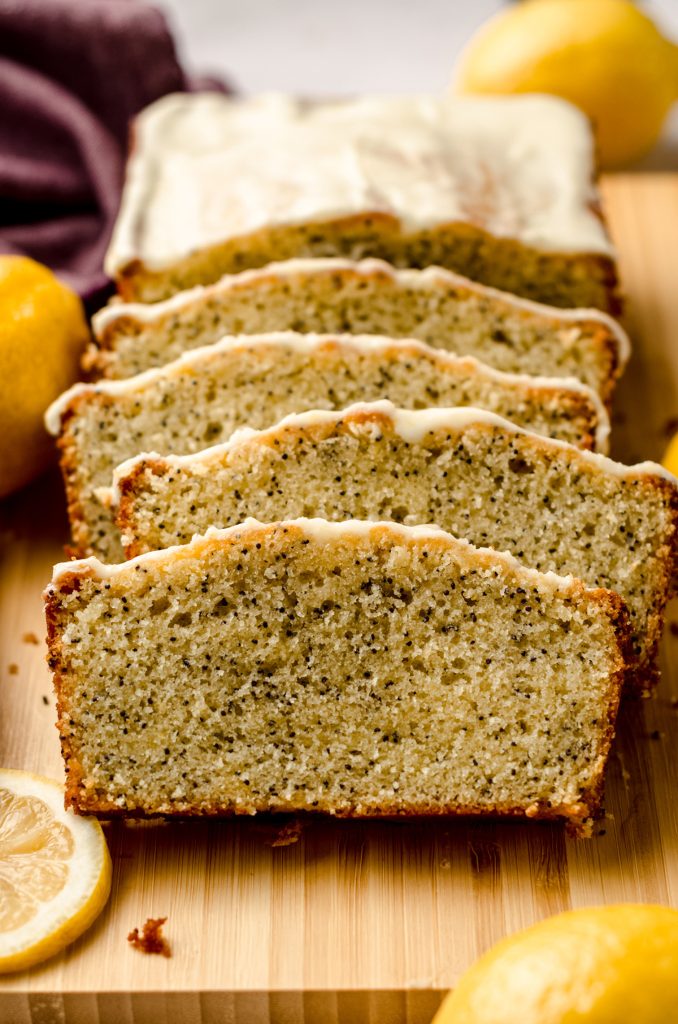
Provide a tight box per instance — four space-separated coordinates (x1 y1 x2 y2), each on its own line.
1 174 677 1024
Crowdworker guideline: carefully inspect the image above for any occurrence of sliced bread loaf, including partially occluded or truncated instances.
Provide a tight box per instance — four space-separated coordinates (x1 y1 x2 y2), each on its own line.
112 402 677 693
45 333 610 561
90 258 629 401
45 518 630 834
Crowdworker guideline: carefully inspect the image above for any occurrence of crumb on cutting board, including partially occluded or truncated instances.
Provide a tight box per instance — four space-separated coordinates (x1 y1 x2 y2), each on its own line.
127 917 171 957
22 631 40 645
8 664 18 675
268 819 304 848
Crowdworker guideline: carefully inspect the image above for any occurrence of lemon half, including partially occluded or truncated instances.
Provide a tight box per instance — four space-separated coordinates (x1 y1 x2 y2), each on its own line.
0 256 89 499
0 769 111 974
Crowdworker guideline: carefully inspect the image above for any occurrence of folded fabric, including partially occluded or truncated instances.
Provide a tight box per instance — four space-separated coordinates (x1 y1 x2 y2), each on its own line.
0 0 227 309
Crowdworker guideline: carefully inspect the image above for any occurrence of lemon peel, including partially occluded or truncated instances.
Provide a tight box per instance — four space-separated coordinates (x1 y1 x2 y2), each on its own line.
455 0 678 168
434 903 678 1024
0 256 88 499
0 769 111 974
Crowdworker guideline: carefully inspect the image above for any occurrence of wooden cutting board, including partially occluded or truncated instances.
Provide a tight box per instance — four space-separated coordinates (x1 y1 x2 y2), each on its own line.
1 174 677 1024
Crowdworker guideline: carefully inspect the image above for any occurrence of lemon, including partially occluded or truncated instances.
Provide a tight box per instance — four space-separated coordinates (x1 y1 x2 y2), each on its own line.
0 769 111 974
662 431 678 478
455 0 678 168
434 904 678 1024
0 256 89 500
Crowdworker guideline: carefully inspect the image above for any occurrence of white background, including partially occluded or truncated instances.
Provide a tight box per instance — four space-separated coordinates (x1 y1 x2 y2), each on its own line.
157 0 678 169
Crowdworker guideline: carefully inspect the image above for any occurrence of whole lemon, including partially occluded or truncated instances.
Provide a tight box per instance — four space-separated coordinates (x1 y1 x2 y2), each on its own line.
455 0 678 168
434 904 678 1024
0 256 88 499
662 430 678 478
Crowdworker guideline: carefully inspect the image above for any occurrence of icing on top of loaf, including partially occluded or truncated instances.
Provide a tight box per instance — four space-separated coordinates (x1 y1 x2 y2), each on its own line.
105 92 614 275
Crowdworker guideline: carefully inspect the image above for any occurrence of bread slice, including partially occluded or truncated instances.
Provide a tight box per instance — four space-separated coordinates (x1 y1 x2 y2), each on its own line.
106 93 620 311
45 518 630 834
89 258 629 401
45 333 610 562
111 402 678 693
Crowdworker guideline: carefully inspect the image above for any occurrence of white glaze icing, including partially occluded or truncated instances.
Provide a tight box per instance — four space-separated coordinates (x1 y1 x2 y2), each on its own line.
93 256 630 367
105 92 614 276
107 399 675 512
44 331 610 450
49 516 581 600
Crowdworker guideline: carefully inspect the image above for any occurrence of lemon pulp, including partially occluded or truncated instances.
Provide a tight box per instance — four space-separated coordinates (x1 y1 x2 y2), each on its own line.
0 770 111 974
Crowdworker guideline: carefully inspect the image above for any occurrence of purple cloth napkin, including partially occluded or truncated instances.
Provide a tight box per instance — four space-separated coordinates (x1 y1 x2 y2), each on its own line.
0 0 226 309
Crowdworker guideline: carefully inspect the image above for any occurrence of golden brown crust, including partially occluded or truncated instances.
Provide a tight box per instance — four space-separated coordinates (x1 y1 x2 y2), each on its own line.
44 581 77 808
54 400 106 560
55 410 91 561
115 455 170 559
624 474 678 695
83 315 143 377
593 331 624 409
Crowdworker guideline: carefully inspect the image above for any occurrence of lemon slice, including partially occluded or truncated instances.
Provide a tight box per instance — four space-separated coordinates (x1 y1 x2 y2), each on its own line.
0 769 111 974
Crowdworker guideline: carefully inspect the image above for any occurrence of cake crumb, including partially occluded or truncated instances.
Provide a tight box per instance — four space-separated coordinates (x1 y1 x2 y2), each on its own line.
127 917 171 957
42 695 49 706
268 819 303 848
22 631 40 645
8 664 18 675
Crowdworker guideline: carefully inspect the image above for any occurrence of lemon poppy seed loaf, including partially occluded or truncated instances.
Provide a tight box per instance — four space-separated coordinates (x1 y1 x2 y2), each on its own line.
90 258 629 401
105 93 620 312
112 402 678 693
45 333 609 561
45 519 630 834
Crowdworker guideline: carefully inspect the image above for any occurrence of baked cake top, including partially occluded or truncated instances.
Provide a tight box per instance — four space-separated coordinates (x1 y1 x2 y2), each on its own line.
105 92 614 277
